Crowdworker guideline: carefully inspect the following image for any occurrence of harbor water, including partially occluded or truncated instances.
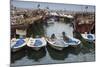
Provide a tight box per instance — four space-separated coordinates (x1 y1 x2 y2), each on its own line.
11 19 95 66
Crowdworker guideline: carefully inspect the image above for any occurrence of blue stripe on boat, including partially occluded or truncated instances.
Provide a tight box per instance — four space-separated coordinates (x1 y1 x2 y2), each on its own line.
87 35 93 39
12 38 25 48
66 39 77 43
34 40 42 46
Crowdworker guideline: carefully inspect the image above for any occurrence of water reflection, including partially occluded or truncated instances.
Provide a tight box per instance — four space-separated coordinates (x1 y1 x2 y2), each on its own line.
64 46 81 55
47 44 82 60
80 43 95 54
11 49 26 63
26 47 46 62
47 45 68 60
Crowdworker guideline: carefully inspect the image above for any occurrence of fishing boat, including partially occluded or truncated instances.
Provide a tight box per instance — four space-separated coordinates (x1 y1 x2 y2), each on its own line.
46 37 69 50
27 37 47 51
81 33 95 42
47 18 55 24
62 36 81 47
46 36 81 50
11 38 28 52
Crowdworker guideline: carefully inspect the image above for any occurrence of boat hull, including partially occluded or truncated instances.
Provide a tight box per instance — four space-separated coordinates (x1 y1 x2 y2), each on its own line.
69 44 80 48
31 46 45 51
49 44 64 50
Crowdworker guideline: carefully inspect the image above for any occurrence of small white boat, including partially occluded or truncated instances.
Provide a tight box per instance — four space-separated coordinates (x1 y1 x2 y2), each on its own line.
46 38 69 50
27 37 47 51
81 33 95 42
47 18 55 24
11 38 28 52
46 36 81 50
62 36 81 46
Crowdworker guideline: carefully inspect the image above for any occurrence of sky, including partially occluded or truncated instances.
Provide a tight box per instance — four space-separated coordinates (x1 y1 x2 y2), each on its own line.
11 0 95 12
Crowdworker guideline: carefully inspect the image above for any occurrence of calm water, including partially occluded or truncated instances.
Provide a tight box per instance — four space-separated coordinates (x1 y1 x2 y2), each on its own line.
11 19 95 66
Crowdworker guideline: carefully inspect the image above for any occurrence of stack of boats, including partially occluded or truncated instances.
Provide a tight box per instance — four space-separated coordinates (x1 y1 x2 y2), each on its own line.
11 33 83 52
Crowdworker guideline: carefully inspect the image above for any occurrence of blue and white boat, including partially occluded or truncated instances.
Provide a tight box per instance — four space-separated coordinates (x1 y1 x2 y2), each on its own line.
81 33 95 42
46 36 81 50
62 36 81 46
11 38 28 52
27 37 47 51
46 38 69 50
